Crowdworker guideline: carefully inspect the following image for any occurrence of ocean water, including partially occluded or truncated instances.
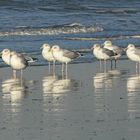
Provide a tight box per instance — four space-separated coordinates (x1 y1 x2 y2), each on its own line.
0 0 140 66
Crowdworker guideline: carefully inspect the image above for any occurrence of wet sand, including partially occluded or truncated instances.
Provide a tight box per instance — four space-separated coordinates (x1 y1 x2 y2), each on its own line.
0 59 140 140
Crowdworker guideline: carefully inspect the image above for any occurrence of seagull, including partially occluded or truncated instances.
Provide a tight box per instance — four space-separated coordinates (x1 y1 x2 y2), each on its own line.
91 43 117 71
103 40 123 67
1 49 37 65
126 44 140 73
1 49 36 78
91 44 103 69
10 51 28 78
40 43 56 73
51 45 80 76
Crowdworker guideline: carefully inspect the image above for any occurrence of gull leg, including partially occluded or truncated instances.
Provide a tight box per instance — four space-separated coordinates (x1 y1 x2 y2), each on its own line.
53 61 55 75
13 70 17 79
61 63 64 77
104 60 107 72
20 69 23 86
136 62 138 74
20 69 23 80
48 62 51 73
115 59 117 68
110 59 113 70
139 62 140 74
65 62 68 79
99 60 102 71
62 63 64 72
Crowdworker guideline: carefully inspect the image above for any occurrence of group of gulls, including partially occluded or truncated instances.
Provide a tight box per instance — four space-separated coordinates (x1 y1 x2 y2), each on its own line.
0 44 80 78
0 40 140 78
91 40 124 70
41 44 80 75
92 41 140 72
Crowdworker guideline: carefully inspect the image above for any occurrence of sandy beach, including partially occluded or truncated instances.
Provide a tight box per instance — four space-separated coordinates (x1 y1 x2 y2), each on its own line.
0 59 140 140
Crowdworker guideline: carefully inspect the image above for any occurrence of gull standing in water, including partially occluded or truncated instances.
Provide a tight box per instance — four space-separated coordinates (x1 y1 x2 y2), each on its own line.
1 49 36 78
91 44 103 69
51 45 80 77
40 43 56 73
10 51 28 78
103 40 123 67
126 44 140 73
91 43 117 71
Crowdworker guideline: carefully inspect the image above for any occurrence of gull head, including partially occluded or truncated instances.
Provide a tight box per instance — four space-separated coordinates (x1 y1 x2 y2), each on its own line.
127 44 135 50
104 40 112 46
91 44 100 50
40 43 51 50
1 49 11 56
51 45 60 52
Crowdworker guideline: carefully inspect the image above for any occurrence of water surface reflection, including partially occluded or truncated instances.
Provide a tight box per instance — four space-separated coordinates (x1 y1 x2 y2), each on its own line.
93 69 127 93
42 73 80 113
1 76 44 140
42 74 79 94
2 78 27 103
127 75 140 119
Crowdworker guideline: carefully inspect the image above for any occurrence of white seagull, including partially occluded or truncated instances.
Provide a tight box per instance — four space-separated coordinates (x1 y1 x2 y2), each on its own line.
51 45 80 76
126 44 140 73
1 49 36 78
10 51 28 78
91 43 117 70
40 43 56 73
103 40 123 67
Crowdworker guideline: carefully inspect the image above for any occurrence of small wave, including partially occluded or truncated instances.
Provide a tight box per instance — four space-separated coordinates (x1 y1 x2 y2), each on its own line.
67 23 83 27
95 8 138 14
0 24 103 36
64 35 140 41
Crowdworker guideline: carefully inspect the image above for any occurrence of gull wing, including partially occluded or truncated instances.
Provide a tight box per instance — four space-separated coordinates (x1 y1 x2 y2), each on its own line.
102 48 115 56
134 49 140 57
113 46 124 54
63 49 80 59
19 53 38 63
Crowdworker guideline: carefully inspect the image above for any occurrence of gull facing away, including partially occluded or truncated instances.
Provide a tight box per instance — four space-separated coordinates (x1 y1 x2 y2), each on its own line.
103 40 123 67
126 44 140 73
51 45 80 76
40 43 56 73
91 44 117 71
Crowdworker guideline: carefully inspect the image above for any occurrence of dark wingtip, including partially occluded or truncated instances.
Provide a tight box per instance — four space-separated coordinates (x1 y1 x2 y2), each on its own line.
76 51 81 57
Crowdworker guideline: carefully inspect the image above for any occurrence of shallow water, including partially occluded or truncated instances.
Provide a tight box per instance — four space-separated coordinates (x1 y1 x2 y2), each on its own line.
0 60 140 140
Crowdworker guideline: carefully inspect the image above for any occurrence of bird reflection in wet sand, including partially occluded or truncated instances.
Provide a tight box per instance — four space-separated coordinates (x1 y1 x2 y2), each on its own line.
93 69 127 92
42 73 79 94
42 74 58 94
127 75 140 119
127 75 140 93
2 77 28 102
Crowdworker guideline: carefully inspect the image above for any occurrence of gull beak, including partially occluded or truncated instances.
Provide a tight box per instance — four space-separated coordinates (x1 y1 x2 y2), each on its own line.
101 43 104 47
90 46 94 50
40 46 43 49
0 52 2 58
123 47 127 51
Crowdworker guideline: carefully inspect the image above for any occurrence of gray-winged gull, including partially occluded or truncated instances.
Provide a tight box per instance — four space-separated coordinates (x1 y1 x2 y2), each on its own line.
51 45 80 76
